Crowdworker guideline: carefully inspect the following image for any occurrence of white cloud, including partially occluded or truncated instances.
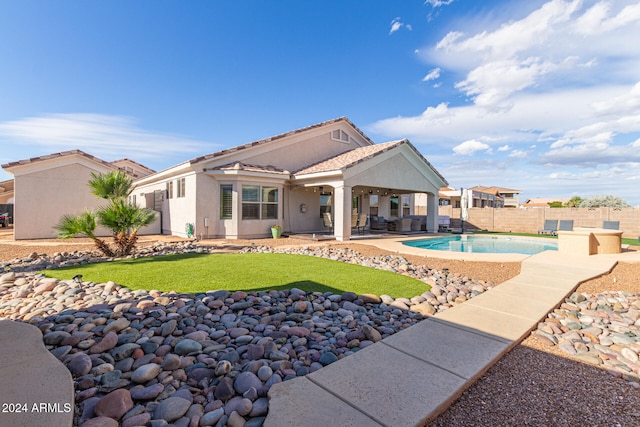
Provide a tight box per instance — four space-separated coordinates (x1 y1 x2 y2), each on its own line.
0 113 215 164
426 0 640 110
455 58 557 109
371 0 640 205
389 17 412 35
573 1 640 35
453 139 492 155
422 67 441 82
508 149 528 158
425 0 455 7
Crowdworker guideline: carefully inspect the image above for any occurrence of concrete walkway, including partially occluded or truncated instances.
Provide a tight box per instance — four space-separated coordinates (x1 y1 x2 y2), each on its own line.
264 249 638 427
0 320 74 427
2 241 638 427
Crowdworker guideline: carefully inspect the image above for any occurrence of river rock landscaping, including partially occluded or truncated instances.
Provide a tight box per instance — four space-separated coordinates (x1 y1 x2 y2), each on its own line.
531 290 640 385
1 241 639 426
0 243 493 427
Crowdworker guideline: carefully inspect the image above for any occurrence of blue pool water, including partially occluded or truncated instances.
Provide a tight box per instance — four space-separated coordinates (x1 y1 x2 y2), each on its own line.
403 235 558 255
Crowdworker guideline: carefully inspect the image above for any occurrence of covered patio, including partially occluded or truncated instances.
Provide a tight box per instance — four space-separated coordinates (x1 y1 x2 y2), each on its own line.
285 139 447 241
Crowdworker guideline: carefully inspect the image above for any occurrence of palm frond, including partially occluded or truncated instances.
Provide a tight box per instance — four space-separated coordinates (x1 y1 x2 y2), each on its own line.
89 170 133 199
54 211 97 239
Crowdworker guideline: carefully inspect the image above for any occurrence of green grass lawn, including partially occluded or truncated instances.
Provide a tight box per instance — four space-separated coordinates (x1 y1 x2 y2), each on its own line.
43 253 429 298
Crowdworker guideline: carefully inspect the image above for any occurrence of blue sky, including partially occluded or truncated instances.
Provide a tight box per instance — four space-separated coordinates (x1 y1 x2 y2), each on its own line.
1 0 639 205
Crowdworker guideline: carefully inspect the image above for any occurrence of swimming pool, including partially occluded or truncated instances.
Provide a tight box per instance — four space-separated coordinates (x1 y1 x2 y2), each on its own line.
403 235 558 255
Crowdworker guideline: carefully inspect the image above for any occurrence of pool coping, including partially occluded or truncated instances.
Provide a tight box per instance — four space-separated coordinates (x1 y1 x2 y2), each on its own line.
353 235 534 262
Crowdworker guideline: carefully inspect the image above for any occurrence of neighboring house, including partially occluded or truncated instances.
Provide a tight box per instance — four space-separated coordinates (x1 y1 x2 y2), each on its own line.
0 179 14 225
468 186 521 208
133 117 448 241
1 151 156 239
2 117 448 241
521 197 571 208
0 179 14 204
438 186 505 208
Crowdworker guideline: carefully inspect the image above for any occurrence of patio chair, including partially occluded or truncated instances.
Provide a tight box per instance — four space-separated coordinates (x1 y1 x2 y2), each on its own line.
322 212 333 233
603 221 619 230
438 215 451 232
370 215 387 230
538 219 558 235
558 220 574 233
393 218 413 232
355 214 368 235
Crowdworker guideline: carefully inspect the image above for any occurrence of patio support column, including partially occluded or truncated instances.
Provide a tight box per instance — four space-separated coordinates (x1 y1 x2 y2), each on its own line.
334 185 352 241
426 192 438 233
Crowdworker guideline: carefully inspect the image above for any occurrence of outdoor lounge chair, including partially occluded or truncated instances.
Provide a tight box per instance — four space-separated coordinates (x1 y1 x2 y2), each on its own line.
438 215 451 232
603 221 619 230
558 220 573 233
538 219 558 235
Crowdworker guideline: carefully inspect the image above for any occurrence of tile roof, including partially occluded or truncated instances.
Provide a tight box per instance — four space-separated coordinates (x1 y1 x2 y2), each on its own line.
292 139 448 184
469 185 521 194
0 179 14 192
1 149 115 170
209 162 289 175
521 197 570 207
188 117 374 165
110 158 156 174
1 150 152 178
293 140 404 175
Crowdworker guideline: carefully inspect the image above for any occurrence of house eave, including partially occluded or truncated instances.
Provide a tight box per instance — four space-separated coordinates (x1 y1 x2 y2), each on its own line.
204 169 290 180
291 170 344 181
133 162 194 186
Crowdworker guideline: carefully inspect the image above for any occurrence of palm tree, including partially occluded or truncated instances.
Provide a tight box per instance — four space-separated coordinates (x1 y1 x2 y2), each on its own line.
565 196 582 208
88 170 133 199
55 210 115 257
55 170 157 257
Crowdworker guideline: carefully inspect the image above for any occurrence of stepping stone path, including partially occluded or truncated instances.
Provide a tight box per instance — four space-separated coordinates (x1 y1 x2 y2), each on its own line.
0 242 494 426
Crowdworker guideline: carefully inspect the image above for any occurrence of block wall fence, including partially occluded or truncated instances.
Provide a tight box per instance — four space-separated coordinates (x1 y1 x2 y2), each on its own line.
437 206 640 239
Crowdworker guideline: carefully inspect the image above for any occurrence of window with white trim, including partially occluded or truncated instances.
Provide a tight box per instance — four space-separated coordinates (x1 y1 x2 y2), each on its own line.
177 178 186 198
220 185 233 219
402 195 411 216
369 195 378 215
242 185 278 220
167 181 174 199
331 129 350 143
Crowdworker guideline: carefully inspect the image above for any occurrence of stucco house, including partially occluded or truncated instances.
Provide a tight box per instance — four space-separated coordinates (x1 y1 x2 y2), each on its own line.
438 186 507 208
2 117 448 241
133 117 447 241
2 151 156 239
469 186 521 208
0 179 14 204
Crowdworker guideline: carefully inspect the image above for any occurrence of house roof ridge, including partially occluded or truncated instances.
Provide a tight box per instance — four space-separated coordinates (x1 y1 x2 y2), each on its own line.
290 138 447 185
291 140 403 175
1 149 114 170
189 117 374 165
110 158 156 173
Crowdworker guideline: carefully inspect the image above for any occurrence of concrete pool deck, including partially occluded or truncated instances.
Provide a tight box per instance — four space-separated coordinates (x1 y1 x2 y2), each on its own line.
2 235 638 427
356 234 534 262
264 243 640 427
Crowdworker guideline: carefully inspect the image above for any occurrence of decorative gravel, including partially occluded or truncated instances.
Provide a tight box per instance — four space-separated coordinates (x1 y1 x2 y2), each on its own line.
1 235 639 426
